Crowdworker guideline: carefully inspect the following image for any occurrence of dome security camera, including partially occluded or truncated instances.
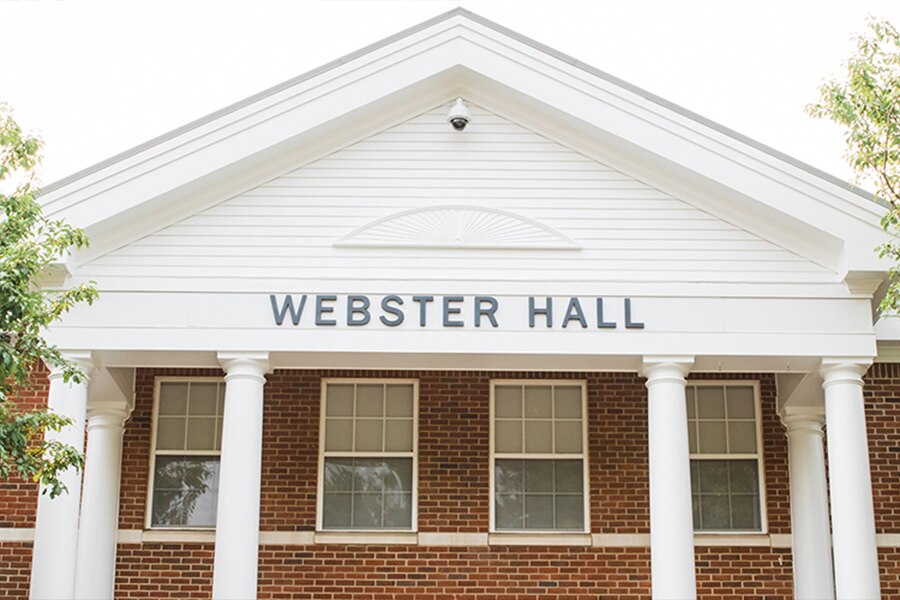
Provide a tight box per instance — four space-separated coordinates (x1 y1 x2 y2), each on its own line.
447 97 471 131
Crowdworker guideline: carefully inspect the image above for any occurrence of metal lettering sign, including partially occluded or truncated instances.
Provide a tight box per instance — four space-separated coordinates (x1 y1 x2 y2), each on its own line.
269 294 645 329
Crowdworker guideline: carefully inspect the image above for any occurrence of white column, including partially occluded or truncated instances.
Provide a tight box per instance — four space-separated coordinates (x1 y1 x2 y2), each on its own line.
642 356 696 600
212 352 269 600
781 407 835 600
821 360 881 600
73 402 130 600
29 352 93 600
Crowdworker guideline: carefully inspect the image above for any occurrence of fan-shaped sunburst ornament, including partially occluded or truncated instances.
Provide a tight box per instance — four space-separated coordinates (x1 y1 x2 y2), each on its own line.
334 205 580 250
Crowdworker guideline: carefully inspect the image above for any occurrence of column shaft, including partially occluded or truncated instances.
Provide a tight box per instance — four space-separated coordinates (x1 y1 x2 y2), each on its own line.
73 407 129 599
642 357 696 600
30 355 92 600
821 361 880 600
212 353 269 600
782 409 834 600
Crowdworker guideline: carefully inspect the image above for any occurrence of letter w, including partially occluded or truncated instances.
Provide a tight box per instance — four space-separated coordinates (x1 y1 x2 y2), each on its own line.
270 294 307 326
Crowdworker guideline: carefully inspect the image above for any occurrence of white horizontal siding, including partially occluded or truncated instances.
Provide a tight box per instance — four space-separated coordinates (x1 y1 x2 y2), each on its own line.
79 104 832 286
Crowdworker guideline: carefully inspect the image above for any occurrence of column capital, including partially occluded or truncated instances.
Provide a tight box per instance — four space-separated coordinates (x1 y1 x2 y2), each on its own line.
85 403 132 432
780 406 826 436
43 350 95 380
819 358 872 388
217 352 270 383
641 356 694 385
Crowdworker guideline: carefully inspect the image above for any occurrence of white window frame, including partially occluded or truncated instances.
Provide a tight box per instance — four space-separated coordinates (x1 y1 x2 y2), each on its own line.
489 380 590 534
316 378 419 533
145 376 225 530
686 380 768 534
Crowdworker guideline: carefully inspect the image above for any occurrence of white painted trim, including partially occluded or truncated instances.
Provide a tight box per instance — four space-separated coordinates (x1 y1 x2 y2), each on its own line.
145 376 225 530
686 380 767 535
314 531 418 545
316 378 419 532
259 531 316 545
417 532 489 546
2 528 898 548
591 533 650 547
489 380 590 534
141 529 216 543
0 528 34 542
489 532 592 546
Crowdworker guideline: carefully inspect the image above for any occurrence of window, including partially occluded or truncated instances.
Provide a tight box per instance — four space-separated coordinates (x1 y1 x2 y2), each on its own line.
491 382 588 532
148 379 224 528
686 383 765 532
318 380 417 530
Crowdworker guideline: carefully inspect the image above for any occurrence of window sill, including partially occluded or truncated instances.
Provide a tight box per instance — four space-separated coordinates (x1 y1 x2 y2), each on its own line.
489 532 592 546
314 531 418 545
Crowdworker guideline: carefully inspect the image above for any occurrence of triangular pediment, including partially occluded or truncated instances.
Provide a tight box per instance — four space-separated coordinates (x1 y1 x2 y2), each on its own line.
38 8 889 287
74 104 835 289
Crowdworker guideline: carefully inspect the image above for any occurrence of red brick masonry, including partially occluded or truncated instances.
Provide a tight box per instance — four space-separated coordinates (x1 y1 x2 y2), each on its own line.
1 367 898 599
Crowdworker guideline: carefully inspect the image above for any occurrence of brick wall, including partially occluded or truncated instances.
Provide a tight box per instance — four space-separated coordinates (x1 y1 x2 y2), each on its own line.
0 362 49 528
1 366 898 599
865 363 900 534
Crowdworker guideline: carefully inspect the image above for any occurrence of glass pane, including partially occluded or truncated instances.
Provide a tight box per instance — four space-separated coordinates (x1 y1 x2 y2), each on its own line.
728 421 757 453
731 494 761 530
322 492 351 528
355 419 383 452
495 386 522 418
696 387 725 418
524 495 554 529
524 386 552 418
217 384 225 413
688 423 698 454
186 418 216 451
698 421 727 454
324 458 354 491
215 417 223 451
156 417 186 450
188 383 218 416
554 386 582 418
524 460 553 493
685 387 696 419
382 458 412 492
350 459 384 492
692 494 701 529
384 419 412 452
729 461 759 494
151 456 220 528
158 383 188 416
524 421 552 453
325 419 352 451
726 387 755 419
383 492 412 528
699 494 730 530
698 460 729 494
326 385 354 417
554 421 582 453
555 495 585 530
385 385 413 417
495 460 524 494
356 385 384 417
690 461 700 491
352 493 383 528
496 421 523 453
555 460 584 493
495 494 524 530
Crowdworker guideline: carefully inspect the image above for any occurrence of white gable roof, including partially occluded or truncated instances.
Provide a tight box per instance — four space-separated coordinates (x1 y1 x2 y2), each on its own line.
38 8 888 286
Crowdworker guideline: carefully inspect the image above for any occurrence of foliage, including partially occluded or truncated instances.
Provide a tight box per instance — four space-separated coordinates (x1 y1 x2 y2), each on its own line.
0 104 97 497
807 18 900 311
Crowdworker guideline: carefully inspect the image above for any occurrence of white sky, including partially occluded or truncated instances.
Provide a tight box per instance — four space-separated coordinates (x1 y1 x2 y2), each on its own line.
2 0 900 188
